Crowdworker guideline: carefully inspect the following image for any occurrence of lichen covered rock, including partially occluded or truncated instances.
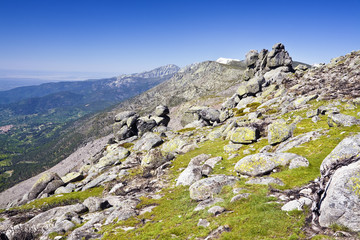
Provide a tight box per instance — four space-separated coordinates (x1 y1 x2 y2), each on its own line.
235 153 308 176
267 119 293 145
229 127 258 144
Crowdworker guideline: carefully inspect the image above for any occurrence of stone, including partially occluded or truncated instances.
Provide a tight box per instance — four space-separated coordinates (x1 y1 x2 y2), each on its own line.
54 186 72 194
306 109 320 118
222 94 240 109
208 206 225 215
281 200 303 211
114 125 135 142
266 43 292 69
141 149 167 170
224 143 242 153
151 116 170 127
245 177 284 186
115 111 137 122
201 164 213 176
154 105 169 117
237 76 264 97
229 127 258 144
235 153 308 176
96 145 130 170
40 179 64 196
219 109 233 122
204 156 222 169
27 172 62 201
198 219 210 227
231 193 250 202
27 204 87 226
199 108 220 123
320 133 360 175
104 199 139 224
61 172 84 184
289 157 309 169
82 172 117 191
208 129 223 141
319 161 360 231
176 154 211 186
133 132 163 151
263 67 289 85
275 131 322 153
189 175 238 201
267 119 293 145
136 116 157 136
327 113 360 127
245 50 259 68
194 198 224 211
161 137 189 153
293 94 318 108
83 197 111 213
236 96 255 109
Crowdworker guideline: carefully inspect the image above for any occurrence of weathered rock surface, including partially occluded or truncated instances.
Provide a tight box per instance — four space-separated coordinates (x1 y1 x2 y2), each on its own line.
189 175 238 201
229 127 258 144
176 154 211 186
327 113 360 127
320 133 360 175
141 149 168 170
319 161 360 231
245 177 284 186
268 119 294 145
133 132 163 151
235 153 308 176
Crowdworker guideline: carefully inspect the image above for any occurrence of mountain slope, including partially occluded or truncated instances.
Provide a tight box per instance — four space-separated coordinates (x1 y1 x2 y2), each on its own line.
1 45 360 239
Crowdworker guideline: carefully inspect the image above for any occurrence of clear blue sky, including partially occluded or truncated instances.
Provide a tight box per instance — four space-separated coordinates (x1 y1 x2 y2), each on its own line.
0 0 359 75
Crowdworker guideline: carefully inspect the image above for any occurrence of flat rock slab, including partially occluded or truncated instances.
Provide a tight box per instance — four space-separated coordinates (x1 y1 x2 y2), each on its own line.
235 153 308 176
327 113 360 127
267 119 293 145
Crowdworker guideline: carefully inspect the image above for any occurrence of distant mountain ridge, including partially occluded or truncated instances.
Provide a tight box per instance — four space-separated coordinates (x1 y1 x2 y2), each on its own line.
0 64 180 105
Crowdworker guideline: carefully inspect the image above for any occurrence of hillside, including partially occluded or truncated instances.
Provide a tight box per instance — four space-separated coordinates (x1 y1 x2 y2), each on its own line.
1 43 360 239
0 65 179 192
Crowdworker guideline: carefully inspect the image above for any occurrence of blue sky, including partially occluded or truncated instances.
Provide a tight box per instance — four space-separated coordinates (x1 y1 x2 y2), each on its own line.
0 0 359 77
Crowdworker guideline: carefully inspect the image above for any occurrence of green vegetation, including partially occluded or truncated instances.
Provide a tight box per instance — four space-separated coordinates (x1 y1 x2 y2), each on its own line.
11 187 103 211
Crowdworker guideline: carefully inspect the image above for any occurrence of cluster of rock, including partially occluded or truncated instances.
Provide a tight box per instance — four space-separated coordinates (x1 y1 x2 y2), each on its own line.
113 105 170 142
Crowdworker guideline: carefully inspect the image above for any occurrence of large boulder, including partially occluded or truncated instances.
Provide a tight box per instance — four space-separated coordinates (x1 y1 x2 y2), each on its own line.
327 113 360 127
229 127 258 144
96 145 130 170
266 43 292 69
114 111 137 122
154 105 170 117
245 50 259 68
320 133 360 175
222 94 241 109
61 172 84 184
141 148 168 170
237 75 264 97
199 108 220 123
27 172 62 201
161 137 189 154
136 116 157 136
83 197 111 213
235 153 308 176
189 175 238 201
319 161 360 231
113 124 136 142
267 119 294 145
176 154 211 186
133 132 163 151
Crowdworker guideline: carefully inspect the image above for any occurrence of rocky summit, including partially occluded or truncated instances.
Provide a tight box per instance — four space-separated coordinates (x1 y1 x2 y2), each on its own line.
1 43 360 239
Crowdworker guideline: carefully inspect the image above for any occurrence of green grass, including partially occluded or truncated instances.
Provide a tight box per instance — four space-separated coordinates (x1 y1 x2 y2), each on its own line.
11 187 104 211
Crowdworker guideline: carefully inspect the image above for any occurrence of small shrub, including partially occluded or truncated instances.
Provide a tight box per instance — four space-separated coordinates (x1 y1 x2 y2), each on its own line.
177 127 196 133
120 142 134 148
